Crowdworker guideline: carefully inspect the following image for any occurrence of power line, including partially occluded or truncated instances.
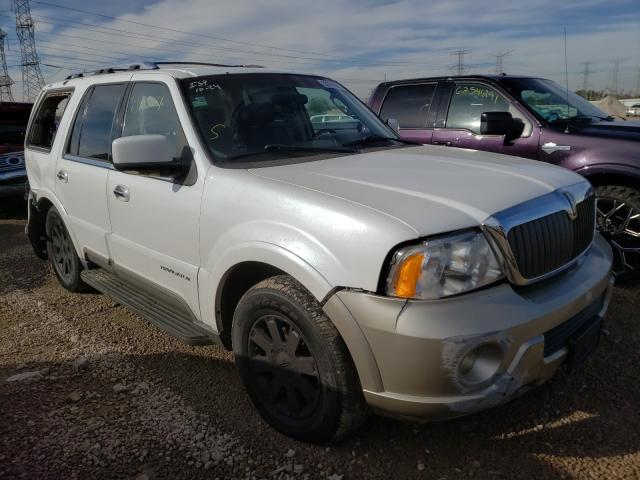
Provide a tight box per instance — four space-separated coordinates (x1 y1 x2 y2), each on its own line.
26 3 448 68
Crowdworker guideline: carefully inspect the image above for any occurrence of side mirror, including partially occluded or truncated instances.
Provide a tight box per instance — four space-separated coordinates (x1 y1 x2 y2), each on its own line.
480 112 525 142
112 135 178 172
386 118 400 132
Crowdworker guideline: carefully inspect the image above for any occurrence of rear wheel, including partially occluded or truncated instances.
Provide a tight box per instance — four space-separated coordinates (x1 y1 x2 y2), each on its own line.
595 185 640 280
45 207 87 292
232 275 368 443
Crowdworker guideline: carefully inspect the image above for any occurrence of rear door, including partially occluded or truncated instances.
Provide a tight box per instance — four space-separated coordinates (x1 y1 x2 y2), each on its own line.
377 82 438 144
54 82 128 261
432 80 539 158
106 78 204 318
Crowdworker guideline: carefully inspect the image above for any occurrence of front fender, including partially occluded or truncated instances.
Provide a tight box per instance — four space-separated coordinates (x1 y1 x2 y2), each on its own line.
574 163 640 187
198 240 384 392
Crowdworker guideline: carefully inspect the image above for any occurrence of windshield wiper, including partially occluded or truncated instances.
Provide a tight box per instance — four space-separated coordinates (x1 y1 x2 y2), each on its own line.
553 114 614 124
343 135 419 147
229 144 357 160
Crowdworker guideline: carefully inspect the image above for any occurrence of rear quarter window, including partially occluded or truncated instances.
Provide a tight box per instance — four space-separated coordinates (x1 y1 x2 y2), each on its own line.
27 91 73 150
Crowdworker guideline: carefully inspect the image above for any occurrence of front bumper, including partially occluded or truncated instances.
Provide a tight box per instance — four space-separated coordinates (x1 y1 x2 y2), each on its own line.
328 233 613 421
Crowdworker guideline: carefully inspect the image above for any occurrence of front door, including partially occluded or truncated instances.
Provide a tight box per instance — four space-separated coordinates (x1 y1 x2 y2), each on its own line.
432 81 539 159
106 80 203 318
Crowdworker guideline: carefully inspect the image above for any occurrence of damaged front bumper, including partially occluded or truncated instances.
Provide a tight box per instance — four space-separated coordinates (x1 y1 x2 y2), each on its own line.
328 234 613 421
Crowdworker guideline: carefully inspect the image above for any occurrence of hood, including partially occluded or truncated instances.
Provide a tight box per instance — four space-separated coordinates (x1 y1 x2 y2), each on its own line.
249 145 585 236
571 120 640 142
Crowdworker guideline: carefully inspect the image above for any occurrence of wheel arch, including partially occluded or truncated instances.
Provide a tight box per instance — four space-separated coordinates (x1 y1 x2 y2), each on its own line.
203 244 383 391
576 165 640 191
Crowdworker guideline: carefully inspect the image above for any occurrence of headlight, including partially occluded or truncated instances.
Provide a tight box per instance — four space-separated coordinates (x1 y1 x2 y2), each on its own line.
386 230 504 300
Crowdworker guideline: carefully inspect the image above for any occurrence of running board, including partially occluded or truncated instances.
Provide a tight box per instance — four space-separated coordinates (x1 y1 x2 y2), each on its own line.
81 268 216 346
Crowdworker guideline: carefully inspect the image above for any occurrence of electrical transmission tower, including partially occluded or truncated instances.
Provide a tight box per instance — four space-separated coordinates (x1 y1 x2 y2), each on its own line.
492 50 513 74
450 50 470 75
13 0 44 102
0 27 15 102
580 61 591 97
611 59 621 97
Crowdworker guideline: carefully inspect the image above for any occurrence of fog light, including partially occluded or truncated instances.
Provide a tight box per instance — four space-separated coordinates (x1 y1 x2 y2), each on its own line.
457 343 503 386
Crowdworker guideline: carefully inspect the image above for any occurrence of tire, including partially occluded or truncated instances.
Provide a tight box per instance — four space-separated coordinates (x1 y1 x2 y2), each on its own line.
595 185 640 281
232 275 369 443
45 207 87 292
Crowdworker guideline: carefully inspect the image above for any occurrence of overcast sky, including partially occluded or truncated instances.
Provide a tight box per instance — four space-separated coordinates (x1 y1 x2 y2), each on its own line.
1 0 639 100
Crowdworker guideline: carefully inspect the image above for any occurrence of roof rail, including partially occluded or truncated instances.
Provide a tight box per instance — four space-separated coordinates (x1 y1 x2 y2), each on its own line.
64 61 263 80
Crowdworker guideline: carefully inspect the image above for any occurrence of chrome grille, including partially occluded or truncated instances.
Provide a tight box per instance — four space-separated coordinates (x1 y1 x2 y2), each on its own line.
507 195 595 280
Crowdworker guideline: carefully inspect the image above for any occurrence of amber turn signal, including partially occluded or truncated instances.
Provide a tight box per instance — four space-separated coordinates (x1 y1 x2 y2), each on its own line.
393 253 425 298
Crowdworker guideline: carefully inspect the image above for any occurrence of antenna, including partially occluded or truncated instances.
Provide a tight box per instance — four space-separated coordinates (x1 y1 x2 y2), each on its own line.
13 0 44 102
563 26 570 133
0 26 14 101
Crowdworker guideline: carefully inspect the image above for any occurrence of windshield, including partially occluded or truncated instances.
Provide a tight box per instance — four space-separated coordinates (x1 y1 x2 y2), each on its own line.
182 73 402 163
501 78 609 124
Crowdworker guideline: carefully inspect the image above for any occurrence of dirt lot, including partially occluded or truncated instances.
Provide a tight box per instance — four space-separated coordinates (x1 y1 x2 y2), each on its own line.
1 196 639 480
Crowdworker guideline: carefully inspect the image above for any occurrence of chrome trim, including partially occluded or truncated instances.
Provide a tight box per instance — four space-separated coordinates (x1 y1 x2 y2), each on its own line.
482 182 595 286
541 142 571 154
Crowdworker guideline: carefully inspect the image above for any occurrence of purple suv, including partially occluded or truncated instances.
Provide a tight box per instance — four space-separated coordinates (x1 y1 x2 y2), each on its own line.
368 75 640 277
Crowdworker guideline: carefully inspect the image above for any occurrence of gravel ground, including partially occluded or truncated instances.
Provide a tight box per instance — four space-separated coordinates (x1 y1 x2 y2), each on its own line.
1 196 639 480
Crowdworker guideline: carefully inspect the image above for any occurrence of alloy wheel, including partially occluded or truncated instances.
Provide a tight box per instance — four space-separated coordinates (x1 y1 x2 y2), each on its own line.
247 314 321 421
49 217 75 284
596 196 640 275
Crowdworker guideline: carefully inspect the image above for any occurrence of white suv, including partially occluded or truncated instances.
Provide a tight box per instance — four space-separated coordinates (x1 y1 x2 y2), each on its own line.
25 62 613 442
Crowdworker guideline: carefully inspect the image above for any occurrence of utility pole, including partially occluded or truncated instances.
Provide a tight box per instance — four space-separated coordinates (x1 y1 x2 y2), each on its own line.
580 61 591 98
611 59 621 97
13 0 44 102
450 49 470 75
492 50 513 74
635 67 640 97
0 27 14 102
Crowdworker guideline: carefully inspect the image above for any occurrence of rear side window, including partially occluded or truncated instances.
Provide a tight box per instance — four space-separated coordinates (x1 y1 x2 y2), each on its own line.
27 91 73 150
379 83 436 128
67 84 126 161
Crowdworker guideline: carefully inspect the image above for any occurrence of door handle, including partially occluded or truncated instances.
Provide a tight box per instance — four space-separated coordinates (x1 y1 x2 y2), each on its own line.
113 185 130 202
433 141 452 146
56 170 68 183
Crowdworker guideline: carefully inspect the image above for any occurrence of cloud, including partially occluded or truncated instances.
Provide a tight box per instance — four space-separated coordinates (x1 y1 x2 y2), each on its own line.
3 0 639 100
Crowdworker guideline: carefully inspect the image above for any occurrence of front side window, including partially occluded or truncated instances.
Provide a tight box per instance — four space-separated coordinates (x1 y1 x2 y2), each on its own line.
379 83 436 128
121 82 186 158
27 91 72 150
69 84 127 161
183 73 403 164
446 82 530 135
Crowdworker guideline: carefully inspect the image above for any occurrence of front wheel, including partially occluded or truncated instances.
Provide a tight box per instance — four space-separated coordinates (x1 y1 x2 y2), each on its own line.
595 185 640 280
232 275 368 443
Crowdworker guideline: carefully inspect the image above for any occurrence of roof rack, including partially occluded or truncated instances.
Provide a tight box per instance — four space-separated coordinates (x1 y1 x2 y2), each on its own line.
64 61 264 80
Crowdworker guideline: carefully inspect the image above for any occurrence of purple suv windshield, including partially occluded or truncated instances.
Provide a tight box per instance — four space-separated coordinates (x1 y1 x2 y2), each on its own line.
501 78 609 124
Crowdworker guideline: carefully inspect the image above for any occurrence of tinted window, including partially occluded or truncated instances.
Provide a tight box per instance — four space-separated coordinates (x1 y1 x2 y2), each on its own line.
74 84 126 161
379 84 436 128
445 83 533 136
27 92 72 150
122 83 185 158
